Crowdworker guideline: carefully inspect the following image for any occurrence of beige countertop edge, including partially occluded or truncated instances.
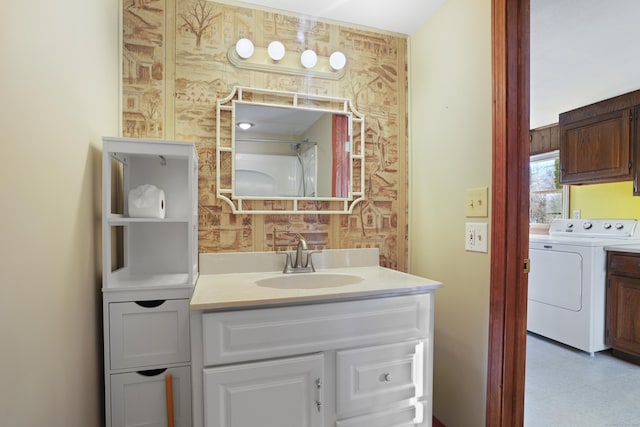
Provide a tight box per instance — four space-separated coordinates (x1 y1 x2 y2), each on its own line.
605 244 640 253
190 266 442 311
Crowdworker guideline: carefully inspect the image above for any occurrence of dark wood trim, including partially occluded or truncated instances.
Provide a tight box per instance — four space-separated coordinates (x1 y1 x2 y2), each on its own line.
487 0 530 426
560 89 640 123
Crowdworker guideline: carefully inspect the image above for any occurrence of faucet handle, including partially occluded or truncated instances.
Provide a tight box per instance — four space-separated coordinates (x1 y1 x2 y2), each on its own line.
306 250 321 272
276 251 293 273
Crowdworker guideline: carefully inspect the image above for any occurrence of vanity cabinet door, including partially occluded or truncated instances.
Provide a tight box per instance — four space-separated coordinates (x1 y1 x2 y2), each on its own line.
203 353 324 427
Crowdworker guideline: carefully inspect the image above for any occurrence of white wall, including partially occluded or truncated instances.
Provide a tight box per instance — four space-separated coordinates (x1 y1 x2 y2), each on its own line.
0 0 119 425
409 0 492 425
531 0 640 128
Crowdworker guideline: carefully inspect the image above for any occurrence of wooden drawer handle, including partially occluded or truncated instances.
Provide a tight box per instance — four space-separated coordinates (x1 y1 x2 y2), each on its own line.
166 374 174 427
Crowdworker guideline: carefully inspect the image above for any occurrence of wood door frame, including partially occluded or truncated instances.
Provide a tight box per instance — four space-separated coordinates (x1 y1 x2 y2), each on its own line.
486 0 530 425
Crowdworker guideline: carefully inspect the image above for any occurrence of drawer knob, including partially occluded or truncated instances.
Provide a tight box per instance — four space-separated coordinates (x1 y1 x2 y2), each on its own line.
382 373 393 382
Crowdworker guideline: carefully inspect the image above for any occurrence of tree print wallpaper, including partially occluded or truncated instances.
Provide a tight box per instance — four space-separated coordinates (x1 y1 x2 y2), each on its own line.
122 0 409 270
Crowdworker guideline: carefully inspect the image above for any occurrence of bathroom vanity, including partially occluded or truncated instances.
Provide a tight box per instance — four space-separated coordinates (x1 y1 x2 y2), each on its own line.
189 249 442 427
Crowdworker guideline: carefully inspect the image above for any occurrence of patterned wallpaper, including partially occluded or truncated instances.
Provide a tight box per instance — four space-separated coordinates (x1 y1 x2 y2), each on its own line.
122 0 409 270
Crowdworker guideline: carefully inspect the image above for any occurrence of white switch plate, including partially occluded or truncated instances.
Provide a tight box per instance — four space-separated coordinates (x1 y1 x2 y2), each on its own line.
465 222 488 253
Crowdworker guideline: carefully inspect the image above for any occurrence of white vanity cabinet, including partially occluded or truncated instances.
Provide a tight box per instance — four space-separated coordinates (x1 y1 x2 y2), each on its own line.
102 137 198 427
195 293 434 427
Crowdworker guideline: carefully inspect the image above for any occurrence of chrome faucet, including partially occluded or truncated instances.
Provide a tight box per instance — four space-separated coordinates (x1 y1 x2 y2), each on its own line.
280 235 315 273
294 236 308 269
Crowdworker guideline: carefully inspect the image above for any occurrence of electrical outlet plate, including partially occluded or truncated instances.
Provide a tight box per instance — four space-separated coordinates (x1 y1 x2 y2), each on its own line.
465 187 488 217
465 222 488 253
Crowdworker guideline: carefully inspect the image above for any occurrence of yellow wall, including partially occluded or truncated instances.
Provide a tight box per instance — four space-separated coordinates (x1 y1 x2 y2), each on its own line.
571 181 640 219
409 0 492 425
0 0 118 425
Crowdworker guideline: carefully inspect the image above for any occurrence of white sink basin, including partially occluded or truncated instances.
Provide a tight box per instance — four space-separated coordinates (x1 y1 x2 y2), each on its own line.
256 273 364 289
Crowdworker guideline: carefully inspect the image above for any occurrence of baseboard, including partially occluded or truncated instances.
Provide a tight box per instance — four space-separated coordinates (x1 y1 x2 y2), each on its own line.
433 416 446 427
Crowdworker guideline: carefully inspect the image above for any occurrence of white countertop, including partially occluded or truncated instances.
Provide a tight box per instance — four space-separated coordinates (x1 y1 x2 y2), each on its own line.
191 249 442 310
604 243 640 253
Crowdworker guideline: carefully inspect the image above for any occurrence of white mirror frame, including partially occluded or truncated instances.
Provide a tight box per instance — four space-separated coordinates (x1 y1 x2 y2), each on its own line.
216 86 365 214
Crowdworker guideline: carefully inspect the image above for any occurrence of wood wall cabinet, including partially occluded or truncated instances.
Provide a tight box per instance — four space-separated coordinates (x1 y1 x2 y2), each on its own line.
606 251 640 364
558 89 640 185
530 123 559 155
102 137 198 427
559 108 633 184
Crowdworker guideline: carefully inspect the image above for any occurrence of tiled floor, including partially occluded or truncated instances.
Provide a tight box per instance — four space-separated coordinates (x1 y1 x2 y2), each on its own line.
525 333 640 427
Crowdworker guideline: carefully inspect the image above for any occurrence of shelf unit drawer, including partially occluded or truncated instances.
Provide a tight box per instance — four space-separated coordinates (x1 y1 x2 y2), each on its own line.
202 294 431 366
336 341 421 418
111 365 191 427
109 299 190 369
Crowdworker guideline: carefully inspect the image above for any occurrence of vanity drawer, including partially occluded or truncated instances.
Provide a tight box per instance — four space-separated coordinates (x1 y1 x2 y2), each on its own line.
336 340 422 418
109 299 190 369
202 294 431 366
335 404 419 427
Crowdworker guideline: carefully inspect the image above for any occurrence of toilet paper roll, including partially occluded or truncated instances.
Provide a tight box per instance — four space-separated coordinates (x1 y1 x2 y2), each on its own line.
128 184 166 218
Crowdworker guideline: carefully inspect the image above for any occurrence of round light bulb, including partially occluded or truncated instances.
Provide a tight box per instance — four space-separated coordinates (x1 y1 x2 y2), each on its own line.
235 38 254 59
329 51 347 70
268 41 286 61
237 122 253 130
300 49 318 68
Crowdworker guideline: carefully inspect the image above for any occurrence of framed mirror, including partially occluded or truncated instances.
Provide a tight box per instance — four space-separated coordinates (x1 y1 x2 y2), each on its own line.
216 87 365 214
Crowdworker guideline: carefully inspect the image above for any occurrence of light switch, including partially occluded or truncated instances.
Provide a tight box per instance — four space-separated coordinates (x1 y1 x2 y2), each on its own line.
465 222 488 253
465 187 489 217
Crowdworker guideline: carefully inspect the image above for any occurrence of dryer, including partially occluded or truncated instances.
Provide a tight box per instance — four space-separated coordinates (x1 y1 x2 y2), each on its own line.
528 218 640 355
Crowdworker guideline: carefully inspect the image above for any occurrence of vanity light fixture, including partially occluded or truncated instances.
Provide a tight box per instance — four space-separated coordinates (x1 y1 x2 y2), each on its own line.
267 41 286 61
237 122 253 130
228 39 346 80
300 49 318 68
235 38 254 59
329 51 347 71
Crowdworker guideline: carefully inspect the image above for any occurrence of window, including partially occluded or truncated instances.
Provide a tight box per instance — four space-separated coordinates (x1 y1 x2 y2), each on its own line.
530 151 568 224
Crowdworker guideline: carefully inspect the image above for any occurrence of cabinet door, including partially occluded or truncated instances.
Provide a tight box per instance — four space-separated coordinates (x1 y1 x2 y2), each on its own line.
111 366 191 427
530 124 559 155
559 109 632 184
203 353 324 427
606 274 640 356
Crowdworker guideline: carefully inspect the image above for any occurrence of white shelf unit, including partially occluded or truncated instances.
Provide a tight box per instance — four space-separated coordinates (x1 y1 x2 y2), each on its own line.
102 137 198 427
102 137 198 291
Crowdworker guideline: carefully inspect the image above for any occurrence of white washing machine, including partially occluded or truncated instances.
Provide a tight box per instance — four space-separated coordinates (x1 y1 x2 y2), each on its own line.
528 218 640 355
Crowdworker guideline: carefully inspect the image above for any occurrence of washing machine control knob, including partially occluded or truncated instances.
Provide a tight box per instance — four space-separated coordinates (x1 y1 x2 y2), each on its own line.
583 222 593 229
616 223 624 230
604 223 612 230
